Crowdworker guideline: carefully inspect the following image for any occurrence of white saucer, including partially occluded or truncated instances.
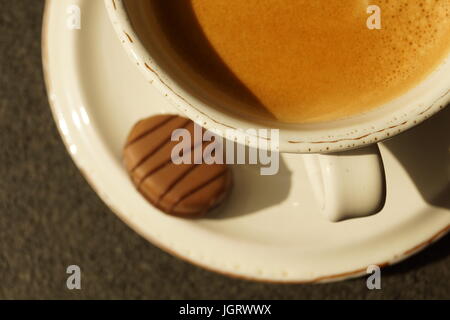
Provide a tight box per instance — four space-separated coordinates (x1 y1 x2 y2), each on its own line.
43 0 450 283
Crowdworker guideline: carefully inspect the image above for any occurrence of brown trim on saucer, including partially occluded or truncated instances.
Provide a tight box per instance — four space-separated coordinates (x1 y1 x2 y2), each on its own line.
403 225 450 256
42 0 450 284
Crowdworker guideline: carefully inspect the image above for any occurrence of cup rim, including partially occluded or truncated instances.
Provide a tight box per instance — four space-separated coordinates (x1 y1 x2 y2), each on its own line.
105 0 450 153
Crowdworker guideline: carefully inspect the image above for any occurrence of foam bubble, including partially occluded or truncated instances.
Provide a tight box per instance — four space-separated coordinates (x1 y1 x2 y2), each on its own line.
153 0 450 122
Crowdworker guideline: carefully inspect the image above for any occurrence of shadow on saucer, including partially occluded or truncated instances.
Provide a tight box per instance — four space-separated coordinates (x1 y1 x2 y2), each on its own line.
383 233 450 277
206 152 292 219
382 106 450 274
384 105 450 210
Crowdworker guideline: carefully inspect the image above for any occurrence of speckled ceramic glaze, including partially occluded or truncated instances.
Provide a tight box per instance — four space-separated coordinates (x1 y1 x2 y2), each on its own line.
43 0 450 283
105 0 450 154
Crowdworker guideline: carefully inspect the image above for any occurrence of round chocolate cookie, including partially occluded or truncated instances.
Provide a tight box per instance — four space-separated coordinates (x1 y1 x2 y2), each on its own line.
123 114 232 217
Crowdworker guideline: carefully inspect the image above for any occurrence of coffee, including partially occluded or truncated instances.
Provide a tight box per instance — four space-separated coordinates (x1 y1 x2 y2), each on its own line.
147 0 450 123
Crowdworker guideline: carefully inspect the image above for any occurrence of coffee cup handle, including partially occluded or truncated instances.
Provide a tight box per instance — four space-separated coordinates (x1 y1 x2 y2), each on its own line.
302 144 386 222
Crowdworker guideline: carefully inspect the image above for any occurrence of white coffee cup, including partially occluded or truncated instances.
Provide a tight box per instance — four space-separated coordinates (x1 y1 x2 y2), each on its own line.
105 0 450 221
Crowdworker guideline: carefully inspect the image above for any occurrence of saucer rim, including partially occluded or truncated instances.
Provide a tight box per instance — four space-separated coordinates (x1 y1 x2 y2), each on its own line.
42 0 450 284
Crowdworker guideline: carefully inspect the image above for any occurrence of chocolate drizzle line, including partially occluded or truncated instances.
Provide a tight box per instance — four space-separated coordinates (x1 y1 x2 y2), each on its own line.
130 119 192 172
168 168 228 214
155 137 223 206
126 115 176 147
157 164 199 206
203 172 232 215
137 136 206 187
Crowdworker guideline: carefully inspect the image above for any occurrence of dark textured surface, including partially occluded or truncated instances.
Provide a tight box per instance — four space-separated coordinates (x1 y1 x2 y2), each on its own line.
0 0 449 300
